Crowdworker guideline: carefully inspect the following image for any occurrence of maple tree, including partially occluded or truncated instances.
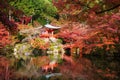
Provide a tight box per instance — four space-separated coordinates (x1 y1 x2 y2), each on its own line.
0 23 11 48
53 0 120 56
0 0 20 31
0 0 21 48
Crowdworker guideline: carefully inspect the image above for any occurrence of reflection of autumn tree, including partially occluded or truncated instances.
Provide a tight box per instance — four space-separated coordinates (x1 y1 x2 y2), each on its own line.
59 58 101 80
0 56 13 80
53 0 120 56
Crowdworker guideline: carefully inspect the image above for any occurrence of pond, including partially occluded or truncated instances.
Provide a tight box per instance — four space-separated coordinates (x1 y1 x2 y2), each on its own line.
41 53 120 80
83 53 120 80
0 50 120 80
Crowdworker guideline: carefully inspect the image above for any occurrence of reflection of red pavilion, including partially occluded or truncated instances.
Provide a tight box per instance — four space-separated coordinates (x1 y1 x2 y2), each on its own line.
40 24 60 38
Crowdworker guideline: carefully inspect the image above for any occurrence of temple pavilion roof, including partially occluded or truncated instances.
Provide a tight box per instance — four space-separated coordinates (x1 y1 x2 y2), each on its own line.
44 24 61 29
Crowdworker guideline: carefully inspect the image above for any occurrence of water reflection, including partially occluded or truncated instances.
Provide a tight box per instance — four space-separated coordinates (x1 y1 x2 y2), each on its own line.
53 55 120 80
84 54 120 80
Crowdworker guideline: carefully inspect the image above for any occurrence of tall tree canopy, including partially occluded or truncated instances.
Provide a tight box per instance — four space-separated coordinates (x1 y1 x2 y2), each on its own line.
10 0 58 24
53 0 120 56
0 0 19 30
53 0 120 21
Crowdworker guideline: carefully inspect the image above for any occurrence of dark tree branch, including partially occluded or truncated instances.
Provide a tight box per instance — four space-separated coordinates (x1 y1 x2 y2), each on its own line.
96 4 120 14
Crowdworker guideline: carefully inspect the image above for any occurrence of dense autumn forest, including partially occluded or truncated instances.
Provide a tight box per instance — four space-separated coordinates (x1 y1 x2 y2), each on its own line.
0 0 120 80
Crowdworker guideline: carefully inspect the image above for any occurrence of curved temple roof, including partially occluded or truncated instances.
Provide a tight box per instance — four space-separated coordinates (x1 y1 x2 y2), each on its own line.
44 24 61 29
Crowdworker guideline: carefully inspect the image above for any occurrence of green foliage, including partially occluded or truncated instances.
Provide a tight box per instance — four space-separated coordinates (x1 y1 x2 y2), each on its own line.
0 45 14 56
10 0 58 24
13 43 33 60
16 33 25 42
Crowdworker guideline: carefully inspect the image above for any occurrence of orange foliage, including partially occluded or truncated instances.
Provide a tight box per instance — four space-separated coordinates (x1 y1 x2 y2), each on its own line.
30 38 50 50
56 11 120 55
53 0 120 56
0 22 11 48
17 23 33 30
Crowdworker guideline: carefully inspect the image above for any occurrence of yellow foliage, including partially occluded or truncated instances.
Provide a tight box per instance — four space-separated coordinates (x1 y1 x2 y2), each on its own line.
17 23 33 30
